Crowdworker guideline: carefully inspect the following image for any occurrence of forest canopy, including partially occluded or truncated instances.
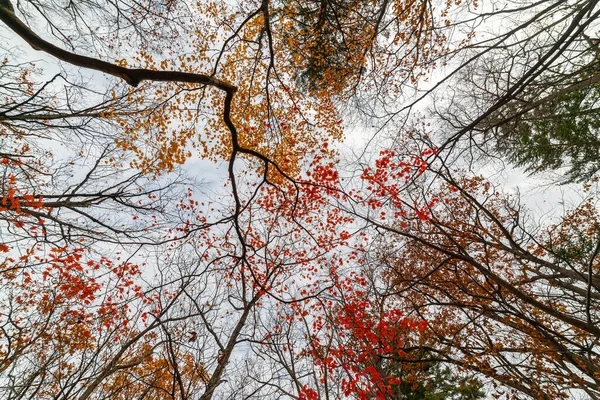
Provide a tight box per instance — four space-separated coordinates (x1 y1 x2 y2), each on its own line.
0 0 599 399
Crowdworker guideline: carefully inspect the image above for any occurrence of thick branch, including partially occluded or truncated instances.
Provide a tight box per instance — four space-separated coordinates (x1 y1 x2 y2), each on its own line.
0 4 236 92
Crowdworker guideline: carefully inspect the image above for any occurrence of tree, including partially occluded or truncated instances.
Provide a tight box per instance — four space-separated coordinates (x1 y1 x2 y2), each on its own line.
293 270 486 400
494 78 600 183
426 0 600 183
347 144 600 398
0 33 359 400
0 0 472 396
389 361 485 400
0 2 332 398
4 0 600 398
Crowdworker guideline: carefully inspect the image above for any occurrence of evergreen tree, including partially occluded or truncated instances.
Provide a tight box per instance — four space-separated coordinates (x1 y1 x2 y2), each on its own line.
497 80 600 183
385 356 486 400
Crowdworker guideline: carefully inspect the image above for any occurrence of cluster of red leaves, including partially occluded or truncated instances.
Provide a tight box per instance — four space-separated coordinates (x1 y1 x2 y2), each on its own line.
301 268 427 399
358 149 437 217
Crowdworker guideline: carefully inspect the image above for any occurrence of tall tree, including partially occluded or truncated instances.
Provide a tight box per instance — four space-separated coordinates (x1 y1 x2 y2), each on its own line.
348 143 600 398
3 0 600 398
428 0 600 183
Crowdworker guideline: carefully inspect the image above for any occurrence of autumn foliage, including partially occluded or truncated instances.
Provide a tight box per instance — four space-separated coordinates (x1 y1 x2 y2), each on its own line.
0 0 599 399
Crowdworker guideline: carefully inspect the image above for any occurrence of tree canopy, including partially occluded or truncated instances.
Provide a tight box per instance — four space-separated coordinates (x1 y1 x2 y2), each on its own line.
0 0 599 399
